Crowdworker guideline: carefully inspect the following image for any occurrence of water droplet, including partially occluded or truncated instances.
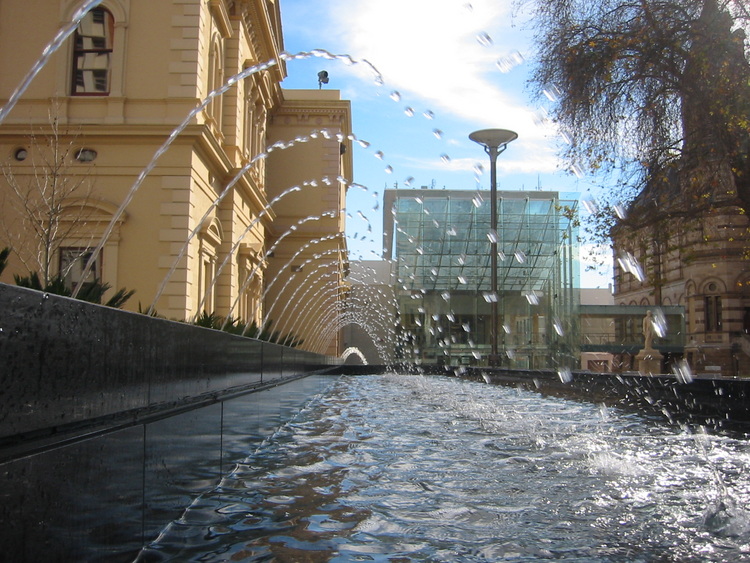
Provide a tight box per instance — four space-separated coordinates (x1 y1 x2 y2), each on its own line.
476 32 493 47
447 312 456 322
390 91 401 102
581 197 599 214
533 108 550 127
672 359 694 383
404 107 415 117
357 139 371 148
497 250 506 261
473 163 485 175
543 85 561 102
652 309 668 337
432 129 443 139
384 165 393 174
553 317 564 336
483 292 498 303
458 275 468 284
503 324 511 334
524 291 540 305
616 251 644 282
487 230 498 243
446 227 457 236
441 291 451 302
614 203 628 220
514 250 527 263
457 254 466 265
558 368 573 383
506 349 516 360
462 323 471 332
440 154 451 164
374 150 384 160
423 110 435 120
404 176 414 186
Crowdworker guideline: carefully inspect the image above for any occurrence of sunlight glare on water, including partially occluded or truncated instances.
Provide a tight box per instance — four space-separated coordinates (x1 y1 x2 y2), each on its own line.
139 375 750 562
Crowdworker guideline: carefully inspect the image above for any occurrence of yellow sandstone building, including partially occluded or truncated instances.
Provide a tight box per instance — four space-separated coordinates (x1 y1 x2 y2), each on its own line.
0 0 351 356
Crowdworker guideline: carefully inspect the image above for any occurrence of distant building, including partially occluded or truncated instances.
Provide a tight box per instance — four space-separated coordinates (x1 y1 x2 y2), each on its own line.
0 0 351 355
610 2 750 376
383 188 579 368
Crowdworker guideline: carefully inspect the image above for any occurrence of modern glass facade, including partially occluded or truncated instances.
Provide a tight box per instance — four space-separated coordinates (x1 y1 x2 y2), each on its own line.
383 189 580 368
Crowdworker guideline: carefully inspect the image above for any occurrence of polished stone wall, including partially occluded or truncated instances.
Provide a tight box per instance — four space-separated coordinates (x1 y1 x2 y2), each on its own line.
0 283 340 562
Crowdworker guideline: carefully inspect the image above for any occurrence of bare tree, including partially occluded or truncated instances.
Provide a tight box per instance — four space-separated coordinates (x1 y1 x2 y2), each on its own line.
1 107 98 287
528 0 750 240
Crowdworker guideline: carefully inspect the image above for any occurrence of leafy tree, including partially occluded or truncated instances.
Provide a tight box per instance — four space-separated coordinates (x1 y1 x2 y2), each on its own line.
529 0 750 241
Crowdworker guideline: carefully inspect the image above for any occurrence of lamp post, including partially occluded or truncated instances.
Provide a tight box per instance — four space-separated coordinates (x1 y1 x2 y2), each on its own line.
469 128 517 366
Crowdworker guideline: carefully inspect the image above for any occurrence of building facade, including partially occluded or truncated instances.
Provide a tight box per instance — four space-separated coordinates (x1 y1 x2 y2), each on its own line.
610 0 750 376
0 0 351 355
383 188 580 368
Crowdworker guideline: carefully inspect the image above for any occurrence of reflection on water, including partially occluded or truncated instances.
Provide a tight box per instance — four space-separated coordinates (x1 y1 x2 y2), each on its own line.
139 375 750 562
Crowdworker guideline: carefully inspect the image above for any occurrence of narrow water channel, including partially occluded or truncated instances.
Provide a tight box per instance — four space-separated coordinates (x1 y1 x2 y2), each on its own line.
139 374 750 562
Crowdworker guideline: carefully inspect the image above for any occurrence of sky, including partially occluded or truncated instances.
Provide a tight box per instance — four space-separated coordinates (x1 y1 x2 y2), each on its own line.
278 0 614 288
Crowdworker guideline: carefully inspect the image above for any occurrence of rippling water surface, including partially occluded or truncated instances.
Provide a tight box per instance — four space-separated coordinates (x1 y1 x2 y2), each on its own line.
140 374 750 562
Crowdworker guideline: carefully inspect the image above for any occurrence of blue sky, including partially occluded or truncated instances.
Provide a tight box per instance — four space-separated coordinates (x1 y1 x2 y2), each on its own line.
278 0 614 288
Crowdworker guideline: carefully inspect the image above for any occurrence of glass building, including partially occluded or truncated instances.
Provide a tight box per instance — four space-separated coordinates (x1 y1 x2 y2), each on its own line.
383 189 580 368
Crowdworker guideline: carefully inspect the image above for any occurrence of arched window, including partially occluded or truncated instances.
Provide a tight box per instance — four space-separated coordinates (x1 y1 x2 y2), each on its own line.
71 7 115 95
704 281 723 332
207 38 224 131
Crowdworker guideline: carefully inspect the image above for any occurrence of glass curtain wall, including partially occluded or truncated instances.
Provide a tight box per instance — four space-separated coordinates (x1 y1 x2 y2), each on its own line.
387 189 579 369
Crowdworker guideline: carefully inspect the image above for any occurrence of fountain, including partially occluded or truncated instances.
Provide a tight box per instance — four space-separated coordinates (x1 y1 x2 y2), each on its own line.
2 1 750 561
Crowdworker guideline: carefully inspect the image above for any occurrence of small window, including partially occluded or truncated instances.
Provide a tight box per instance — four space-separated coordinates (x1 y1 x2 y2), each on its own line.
60 248 100 291
71 8 114 95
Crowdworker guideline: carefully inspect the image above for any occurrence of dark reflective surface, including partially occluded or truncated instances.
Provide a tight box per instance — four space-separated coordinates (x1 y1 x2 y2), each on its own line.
0 374 335 562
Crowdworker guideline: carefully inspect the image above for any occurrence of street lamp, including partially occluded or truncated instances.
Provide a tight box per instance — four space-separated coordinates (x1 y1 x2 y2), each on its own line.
469 128 518 366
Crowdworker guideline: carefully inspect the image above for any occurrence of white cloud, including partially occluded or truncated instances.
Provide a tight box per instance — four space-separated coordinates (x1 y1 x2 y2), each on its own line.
317 0 567 175
327 0 541 129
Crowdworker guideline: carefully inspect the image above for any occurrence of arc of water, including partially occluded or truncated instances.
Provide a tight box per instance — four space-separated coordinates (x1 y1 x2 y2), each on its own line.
267 257 340 338
73 49 383 299
0 0 105 125
307 304 347 353
186 149 380 320
72 57 278 298
220 219 337 332
263 249 339 319
209 177 373 327
242 233 343 336
184 158 379 319
334 291 396 358
282 269 343 337
282 275 341 346
288 280 340 350
341 347 368 365
150 154 329 316
193 192 333 322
